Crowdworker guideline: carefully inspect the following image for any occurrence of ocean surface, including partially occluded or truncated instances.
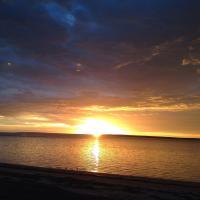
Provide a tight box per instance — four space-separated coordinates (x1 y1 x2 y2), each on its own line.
0 134 200 182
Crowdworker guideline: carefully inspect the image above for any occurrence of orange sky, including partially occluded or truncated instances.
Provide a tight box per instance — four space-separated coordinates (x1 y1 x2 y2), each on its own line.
0 97 199 138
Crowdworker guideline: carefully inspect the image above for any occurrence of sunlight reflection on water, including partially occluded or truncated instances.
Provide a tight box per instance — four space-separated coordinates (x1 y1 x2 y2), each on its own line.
91 139 99 172
0 135 200 182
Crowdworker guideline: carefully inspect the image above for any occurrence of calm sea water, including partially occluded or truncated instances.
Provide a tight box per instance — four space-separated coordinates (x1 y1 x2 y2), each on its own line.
0 135 199 182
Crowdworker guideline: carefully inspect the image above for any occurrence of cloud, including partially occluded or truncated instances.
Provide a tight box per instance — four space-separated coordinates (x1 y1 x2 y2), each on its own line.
0 0 200 135
113 37 186 70
0 94 199 135
182 58 200 66
114 61 134 69
0 94 199 118
44 2 76 27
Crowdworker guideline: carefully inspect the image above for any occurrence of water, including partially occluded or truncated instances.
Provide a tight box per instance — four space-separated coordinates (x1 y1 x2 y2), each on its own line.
0 135 200 182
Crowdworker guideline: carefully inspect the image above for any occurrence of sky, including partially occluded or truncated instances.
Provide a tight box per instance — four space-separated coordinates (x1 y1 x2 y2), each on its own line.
0 0 200 138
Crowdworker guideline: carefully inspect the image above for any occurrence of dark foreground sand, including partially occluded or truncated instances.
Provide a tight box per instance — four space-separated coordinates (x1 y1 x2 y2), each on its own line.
0 163 199 200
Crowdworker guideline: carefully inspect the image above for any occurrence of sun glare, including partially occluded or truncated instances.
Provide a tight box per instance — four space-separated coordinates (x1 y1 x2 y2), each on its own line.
76 118 126 137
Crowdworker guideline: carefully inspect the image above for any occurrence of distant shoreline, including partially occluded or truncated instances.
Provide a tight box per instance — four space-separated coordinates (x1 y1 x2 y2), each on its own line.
0 162 199 200
0 132 200 141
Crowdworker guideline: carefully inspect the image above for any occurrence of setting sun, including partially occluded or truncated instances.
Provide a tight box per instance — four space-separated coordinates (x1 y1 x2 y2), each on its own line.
75 118 126 137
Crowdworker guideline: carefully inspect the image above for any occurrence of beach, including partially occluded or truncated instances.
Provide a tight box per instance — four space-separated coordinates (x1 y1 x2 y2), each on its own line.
0 163 199 200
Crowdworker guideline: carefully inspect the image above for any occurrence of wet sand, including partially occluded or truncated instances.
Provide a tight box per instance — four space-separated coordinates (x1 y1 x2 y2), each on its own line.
0 163 199 200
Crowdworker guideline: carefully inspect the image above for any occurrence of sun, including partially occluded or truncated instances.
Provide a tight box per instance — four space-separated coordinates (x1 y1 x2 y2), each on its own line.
75 118 126 137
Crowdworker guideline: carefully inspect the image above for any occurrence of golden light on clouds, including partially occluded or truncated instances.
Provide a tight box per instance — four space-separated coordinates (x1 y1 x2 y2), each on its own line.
81 104 200 112
0 103 199 138
20 115 49 121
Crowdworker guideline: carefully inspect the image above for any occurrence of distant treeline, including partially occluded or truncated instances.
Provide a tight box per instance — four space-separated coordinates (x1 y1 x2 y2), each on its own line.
0 132 199 141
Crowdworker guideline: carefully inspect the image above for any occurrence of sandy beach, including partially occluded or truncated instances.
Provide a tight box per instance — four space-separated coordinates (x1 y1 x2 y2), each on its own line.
0 163 199 200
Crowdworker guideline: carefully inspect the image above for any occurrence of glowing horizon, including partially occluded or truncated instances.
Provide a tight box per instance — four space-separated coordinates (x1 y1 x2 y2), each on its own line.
75 118 128 137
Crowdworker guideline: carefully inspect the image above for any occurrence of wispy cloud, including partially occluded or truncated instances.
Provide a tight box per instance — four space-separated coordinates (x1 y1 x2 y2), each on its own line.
182 58 200 66
114 61 134 69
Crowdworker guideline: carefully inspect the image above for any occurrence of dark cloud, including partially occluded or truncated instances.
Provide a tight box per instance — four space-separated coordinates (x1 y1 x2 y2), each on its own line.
0 0 199 91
